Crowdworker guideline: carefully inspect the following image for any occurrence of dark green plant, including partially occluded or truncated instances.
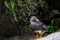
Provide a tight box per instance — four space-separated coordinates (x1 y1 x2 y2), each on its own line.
4 0 18 22
16 0 49 33
4 0 49 34
39 0 49 11
18 0 38 16
47 20 54 33
38 0 49 18
47 19 59 33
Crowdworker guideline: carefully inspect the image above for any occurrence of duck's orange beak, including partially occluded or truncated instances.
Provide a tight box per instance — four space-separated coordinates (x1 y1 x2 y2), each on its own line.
35 18 39 21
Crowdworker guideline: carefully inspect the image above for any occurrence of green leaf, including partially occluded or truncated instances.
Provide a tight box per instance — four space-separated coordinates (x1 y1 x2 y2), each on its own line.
47 25 54 33
51 20 54 26
13 15 18 22
12 10 18 22
4 1 10 8
22 12 26 16
10 1 15 9
25 0 30 3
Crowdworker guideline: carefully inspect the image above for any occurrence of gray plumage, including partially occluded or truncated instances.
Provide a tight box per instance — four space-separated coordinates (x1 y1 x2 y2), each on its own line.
30 16 48 32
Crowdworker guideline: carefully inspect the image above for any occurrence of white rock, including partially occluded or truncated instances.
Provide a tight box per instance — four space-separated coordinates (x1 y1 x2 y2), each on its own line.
35 32 60 40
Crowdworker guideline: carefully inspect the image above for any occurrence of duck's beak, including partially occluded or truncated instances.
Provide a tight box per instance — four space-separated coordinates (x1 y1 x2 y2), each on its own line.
35 18 39 21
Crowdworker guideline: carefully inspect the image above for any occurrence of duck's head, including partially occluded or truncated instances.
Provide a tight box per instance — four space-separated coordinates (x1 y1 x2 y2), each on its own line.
30 16 39 22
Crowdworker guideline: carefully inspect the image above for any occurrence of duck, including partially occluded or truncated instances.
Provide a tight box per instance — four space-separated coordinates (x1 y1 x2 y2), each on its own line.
30 16 48 38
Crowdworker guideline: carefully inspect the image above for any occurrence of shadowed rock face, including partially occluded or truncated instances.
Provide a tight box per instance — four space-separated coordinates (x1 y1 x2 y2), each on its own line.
1 32 60 40
0 34 35 40
0 14 21 37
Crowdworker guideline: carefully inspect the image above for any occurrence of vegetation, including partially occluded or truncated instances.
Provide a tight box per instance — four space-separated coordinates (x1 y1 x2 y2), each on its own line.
0 0 60 37
47 19 59 33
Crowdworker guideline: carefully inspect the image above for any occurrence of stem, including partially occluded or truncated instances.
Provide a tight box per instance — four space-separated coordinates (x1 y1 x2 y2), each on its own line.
12 10 18 22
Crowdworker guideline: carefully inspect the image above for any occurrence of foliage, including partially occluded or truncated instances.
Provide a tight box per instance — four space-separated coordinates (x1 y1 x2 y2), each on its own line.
3 0 49 34
4 0 18 22
0 0 59 37
2 0 60 36
39 0 49 11
47 19 59 33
